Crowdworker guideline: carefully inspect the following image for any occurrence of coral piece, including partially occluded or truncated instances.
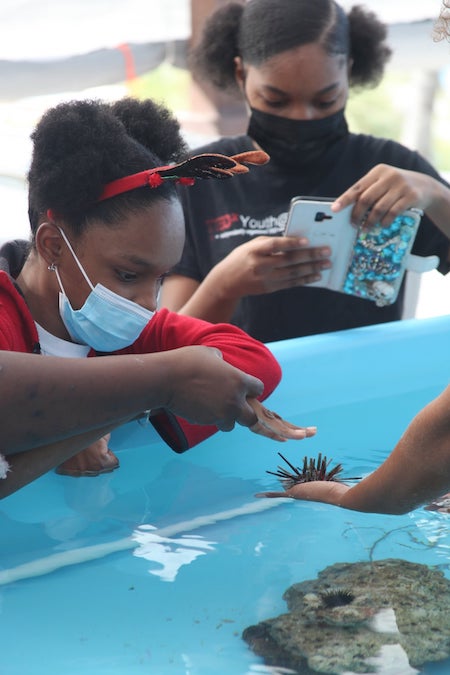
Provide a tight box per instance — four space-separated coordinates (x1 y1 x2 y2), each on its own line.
242 558 450 674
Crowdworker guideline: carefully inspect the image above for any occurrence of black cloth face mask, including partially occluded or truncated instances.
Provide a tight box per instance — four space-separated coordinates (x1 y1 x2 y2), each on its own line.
247 107 349 172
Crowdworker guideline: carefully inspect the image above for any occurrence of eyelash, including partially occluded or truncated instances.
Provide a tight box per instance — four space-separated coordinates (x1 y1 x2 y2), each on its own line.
116 270 169 286
117 270 137 282
264 98 338 110
265 99 287 109
317 100 337 109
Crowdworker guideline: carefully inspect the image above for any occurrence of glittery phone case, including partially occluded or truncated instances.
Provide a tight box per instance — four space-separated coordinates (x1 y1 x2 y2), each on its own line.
284 196 437 306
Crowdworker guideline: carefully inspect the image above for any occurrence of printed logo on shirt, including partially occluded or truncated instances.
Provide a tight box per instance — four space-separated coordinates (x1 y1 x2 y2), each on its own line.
207 211 288 240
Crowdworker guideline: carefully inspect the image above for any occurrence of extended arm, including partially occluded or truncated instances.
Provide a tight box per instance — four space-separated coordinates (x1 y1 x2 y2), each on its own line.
161 236 331 323
0 426 124 499
1 346 273 454
0 340 314 497
0 351 156 453
138 309 317 447
258 384 450 514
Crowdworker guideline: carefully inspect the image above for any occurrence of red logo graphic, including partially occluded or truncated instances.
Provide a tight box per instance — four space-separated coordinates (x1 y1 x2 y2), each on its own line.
206 212 240 235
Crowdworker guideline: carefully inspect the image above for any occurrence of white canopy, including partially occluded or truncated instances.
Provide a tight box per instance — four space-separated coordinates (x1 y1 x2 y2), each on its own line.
0 0 190 61
0 1 443 62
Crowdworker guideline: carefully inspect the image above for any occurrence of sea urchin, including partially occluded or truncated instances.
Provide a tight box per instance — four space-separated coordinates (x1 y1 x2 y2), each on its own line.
320 588 355 608
266 452 359 490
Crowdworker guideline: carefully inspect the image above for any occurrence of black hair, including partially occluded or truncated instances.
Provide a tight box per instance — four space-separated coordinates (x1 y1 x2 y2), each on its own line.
27 97 188 235
191 0 391 94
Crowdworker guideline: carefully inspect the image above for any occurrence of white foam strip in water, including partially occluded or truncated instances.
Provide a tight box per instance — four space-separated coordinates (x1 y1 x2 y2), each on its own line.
0 498 286 586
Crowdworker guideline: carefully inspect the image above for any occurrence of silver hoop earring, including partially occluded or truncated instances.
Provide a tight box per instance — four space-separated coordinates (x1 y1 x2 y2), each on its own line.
48 263 57 272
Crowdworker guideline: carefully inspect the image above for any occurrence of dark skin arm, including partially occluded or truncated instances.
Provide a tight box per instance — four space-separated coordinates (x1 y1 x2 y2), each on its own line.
0 348 314 498
257 385 450 515
161 236 331 323
1 427 124 498
163 165 450 323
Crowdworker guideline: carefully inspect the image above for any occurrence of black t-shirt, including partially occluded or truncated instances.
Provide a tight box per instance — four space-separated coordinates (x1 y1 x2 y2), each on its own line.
173 132 450 343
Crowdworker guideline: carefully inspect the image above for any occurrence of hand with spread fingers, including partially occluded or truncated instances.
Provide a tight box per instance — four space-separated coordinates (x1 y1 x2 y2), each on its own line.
247 398 317 442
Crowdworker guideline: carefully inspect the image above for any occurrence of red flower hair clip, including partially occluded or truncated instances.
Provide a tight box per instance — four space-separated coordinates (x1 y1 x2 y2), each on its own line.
97 150 269 202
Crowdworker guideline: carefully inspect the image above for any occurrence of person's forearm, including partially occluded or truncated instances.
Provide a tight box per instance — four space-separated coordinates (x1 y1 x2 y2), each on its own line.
424 179 450 242
339 390 450 514
0 422 128 499
176 266 240 323
339 455 450 515
0 351 176 452
260 387 450 515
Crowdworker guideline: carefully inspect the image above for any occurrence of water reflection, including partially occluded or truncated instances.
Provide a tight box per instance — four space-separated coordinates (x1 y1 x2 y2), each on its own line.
132 526 216 582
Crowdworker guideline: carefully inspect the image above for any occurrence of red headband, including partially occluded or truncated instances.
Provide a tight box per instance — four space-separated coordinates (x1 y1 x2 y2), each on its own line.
97 150 269 202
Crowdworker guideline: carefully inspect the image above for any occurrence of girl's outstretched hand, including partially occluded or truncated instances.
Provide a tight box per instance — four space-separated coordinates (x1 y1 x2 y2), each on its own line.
247 398 317 442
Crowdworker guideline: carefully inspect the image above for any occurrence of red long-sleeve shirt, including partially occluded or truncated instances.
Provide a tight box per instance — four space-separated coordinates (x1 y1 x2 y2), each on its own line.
0 268 282 451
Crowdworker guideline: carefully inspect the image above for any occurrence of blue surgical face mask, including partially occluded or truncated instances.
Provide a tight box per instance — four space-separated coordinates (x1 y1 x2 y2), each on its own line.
54 228 155 352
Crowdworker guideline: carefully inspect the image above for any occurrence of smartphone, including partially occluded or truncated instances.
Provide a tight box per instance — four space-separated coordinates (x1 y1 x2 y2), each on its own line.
284 196 355 288
284 195 425 305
